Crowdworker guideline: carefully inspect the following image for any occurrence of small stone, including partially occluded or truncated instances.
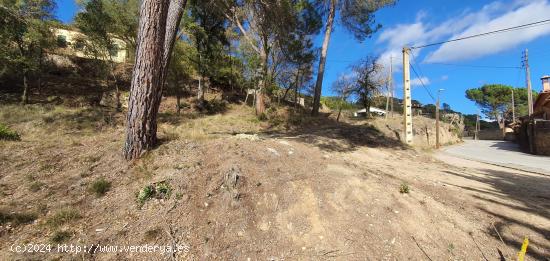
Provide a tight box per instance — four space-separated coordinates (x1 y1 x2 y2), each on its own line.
204 202 209 207
267 148 279 156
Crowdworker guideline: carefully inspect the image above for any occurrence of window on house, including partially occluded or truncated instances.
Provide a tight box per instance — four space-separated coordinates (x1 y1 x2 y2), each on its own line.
56 35 67 48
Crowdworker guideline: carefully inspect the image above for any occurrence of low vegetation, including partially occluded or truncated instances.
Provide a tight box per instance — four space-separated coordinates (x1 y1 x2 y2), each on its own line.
0 211 37 226
45 209 82 228
88 177 111 197
50 230 72 243
399 183 410 194
0 123 21 141
136 182 172 206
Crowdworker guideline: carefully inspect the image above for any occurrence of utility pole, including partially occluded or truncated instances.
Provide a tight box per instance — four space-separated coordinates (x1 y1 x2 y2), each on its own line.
436 89 444 149
402 48 413 144
523 49 534 116
385 56 393 119
511 88 516 122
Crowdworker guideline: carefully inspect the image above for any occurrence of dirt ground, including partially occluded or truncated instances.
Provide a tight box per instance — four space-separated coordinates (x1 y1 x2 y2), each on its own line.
0 102 548 260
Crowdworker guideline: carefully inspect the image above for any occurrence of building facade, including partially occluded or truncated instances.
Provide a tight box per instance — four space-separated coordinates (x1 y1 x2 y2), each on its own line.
52 28 128 63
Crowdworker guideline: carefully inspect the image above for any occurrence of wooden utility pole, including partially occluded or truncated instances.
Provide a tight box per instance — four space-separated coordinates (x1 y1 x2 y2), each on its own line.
402 48 413 144
435 89 444 149
524 49 534 116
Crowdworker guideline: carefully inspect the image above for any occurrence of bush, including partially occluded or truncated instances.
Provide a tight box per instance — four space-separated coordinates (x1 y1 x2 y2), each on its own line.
136 182 172 206
89 177 111 197
45 209 81 228
137 185 154 205
0 123 21 141
399 183 410 194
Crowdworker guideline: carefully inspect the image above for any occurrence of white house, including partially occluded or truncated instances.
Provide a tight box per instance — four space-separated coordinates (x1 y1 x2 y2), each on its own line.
353 107 387 117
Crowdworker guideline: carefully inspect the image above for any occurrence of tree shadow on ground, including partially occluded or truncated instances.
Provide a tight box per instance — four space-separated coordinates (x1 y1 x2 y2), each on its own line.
267 112 407 153
442 168 550 260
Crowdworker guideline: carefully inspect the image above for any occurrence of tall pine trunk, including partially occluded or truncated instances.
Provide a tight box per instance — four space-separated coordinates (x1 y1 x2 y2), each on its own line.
311 0 336 116
123 0 170 160
21 70 29 105
123 0 186 160
255 46 268 115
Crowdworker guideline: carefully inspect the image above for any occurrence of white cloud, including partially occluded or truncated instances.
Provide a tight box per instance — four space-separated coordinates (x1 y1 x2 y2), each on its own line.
411 77 430 87
375 0 550 65
441 75 449 81
426 0 550 62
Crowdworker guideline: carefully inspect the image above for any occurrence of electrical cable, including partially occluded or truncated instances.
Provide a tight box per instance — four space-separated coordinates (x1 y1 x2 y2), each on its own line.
411 19 550 49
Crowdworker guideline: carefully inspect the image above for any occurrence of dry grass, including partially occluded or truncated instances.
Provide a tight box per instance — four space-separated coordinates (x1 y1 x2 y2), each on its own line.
45 208 81 228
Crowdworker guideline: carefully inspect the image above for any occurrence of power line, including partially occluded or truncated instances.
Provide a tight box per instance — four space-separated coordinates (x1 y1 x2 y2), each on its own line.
409 51 436 102
428 62 520 69
410 63 436 102
411 19 550 49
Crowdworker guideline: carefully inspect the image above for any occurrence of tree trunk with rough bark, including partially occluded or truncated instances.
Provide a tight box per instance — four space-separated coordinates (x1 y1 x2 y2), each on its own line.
311 0 336 116
21 70 29 105
256 46 268 115
123 0 187 160
123 0 170 160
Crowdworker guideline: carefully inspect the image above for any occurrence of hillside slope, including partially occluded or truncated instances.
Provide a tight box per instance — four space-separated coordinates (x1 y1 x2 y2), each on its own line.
0 103 547 260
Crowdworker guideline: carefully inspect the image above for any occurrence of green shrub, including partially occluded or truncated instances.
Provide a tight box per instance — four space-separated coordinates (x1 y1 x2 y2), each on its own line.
136 182 172 206
89 177 111 197
399 183 410 194
137 185 154 205
156 182 171 198
45 209 81 228
0 123 21 141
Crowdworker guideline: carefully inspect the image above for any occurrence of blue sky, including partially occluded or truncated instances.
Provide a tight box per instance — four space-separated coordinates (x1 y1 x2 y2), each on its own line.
54 0 550 115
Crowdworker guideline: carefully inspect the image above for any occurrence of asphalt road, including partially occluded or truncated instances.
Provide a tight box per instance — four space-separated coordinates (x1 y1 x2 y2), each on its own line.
442 140 550 175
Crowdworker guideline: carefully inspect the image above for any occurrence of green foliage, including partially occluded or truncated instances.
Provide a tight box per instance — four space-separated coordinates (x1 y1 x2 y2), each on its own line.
0 0 55 94
0 123 21 141
137 182 172 206
321 96 355 110
399 183 410 194
88 177 111 197
137 185 154 205
465 84 536 123
337 0 397 41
